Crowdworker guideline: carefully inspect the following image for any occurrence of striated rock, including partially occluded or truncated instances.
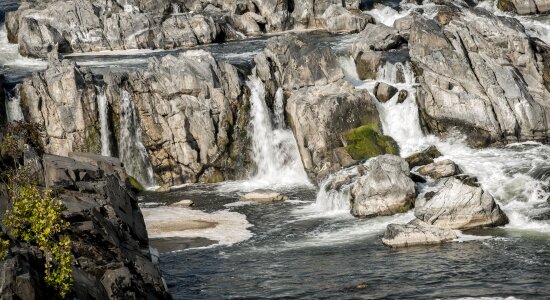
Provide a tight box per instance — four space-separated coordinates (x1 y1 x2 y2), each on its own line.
382 219 458 248
22 60 101 156
286 81 379 180
255 35 344 103
350 155 416 218
415 177 509 230
322 5 373 33
405 145 442 169
1 153 170 299
410 10 550 146
104 50 245 187
417 159 461 179
374 82 399 103
497 0 550 15
240 189 288 203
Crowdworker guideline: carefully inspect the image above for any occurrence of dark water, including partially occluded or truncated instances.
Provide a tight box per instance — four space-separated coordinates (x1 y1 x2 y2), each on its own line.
143 185 550 300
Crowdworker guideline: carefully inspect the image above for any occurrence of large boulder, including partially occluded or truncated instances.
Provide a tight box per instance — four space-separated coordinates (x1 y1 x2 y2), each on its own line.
286 81 379 180
382 219 458 248
322 5 373 33
415 177 509 230
350 155 416 218
410 10 550 146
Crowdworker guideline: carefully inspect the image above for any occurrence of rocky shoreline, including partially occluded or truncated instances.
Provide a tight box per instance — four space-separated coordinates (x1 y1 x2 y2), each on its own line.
1 0 550 298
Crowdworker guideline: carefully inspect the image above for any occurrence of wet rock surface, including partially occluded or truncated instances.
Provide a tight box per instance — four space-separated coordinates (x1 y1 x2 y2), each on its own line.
382 219 458 248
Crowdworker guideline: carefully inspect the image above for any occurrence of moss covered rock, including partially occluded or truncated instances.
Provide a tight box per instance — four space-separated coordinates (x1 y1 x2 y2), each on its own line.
344 124 399 161
127 176 145 193
497 0 517 13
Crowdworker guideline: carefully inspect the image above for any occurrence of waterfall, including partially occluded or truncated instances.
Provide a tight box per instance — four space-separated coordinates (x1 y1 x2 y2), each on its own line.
119 89 156 188
273 88 285 129
96 86 111 157
5 85 23 122
246 74 310 187
347 57 550 233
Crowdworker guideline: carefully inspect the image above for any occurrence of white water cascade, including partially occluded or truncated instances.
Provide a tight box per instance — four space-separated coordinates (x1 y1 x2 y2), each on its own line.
96 86 111 157
5 85 23 122
119 89 156 188
348 59 550 233
246 74 310 187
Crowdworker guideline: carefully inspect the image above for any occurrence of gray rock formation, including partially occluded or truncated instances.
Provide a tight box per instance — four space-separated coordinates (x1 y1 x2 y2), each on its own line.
286 81 379 180
350 155 416 218
415 177 509 230
0 152 170 299
382 219 458 248
374 82 398 103
410 8 550 146
417 159 461 179
319 155 416 218
104 50 247 187
322 5 372 33
240 189 288 203
21 60 101 156
6 0 372 58
497 0 550 15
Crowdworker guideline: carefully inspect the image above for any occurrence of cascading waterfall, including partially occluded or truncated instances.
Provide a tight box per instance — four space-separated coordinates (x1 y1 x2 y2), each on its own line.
5 85 24 122
119 89 156 188
96 86 111 157
273 88 285 129
246 74 310 187
346 59 550 233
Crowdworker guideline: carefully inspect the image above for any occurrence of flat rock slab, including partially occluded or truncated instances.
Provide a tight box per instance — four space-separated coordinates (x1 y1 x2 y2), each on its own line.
240 190 289 203
382 219 458 248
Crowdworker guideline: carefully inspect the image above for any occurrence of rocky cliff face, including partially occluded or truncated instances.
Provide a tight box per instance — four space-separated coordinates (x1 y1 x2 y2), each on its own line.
19 52 252 188
6 0 371 58
0 152 170 299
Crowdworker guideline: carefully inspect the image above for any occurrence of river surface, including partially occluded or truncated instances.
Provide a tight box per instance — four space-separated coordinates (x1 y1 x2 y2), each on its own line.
2 0 550 299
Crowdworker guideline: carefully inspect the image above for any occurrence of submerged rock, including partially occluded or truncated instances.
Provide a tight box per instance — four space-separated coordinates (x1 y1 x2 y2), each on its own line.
382 219 458 248
240 189 288 203
350 155 416 218
417 159 461 179
415 177 509 230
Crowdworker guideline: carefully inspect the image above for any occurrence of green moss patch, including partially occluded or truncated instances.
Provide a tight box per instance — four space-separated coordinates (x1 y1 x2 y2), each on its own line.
343 124 399 161
497 0 517 12
127 176 145 193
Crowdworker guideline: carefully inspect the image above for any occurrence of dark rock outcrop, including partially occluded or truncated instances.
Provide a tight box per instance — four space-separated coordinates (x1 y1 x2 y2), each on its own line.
0 153 170 299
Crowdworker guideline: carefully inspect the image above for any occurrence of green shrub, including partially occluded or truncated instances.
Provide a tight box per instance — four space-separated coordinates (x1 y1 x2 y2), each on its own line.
0 238 9 260
344 124 400 160
4 185 73 298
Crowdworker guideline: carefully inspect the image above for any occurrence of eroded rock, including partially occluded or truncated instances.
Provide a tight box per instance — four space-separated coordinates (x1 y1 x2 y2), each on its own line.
382 219 458 248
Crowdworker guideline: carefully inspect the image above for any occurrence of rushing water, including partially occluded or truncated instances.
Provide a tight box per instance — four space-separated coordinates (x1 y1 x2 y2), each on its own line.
119 89 156 188
96 86 112 157
5 84 23 122
245 74 310 188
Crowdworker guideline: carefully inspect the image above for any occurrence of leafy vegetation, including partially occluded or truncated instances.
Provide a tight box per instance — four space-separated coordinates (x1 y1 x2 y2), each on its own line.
0 121 73 298
343 124 400 160
4 185 74 298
